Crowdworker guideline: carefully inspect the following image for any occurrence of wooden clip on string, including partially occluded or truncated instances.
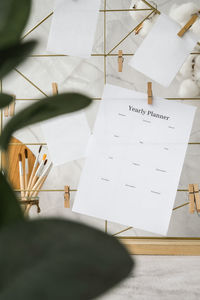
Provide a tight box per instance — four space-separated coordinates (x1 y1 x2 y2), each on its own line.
64 186 70 208
118 50 123 72
188 184 200 214
147 82 153 105
52 82 58 95
4 95 15 117
178 14 199 37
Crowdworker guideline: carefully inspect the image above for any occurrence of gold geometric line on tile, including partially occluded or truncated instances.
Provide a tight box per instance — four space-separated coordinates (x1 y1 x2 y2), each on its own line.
106 9 156 56
22 12 53 40
15 97 102 101
13 189 191 193
14 68 48 97
21 8 152 41
141 0 160 14
9 143 47 146
112 227 133 237
29 53 200 57
14 189 77 192
100 9 152 12
15 97 200 101
173 202 189 211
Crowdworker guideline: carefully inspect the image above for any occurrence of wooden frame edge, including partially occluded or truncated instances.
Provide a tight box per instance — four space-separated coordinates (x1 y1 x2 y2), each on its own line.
119 237 200 255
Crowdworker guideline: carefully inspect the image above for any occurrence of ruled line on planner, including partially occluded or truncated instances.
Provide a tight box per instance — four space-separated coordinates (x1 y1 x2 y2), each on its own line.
101 178 110 182
132 162 140 166
118 113 127 117
151 190 161 195
125 184 136 188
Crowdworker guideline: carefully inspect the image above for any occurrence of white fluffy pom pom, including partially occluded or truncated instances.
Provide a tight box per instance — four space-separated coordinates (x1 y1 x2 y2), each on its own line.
179 56 193 78
195 56 200 69
129 0 151 22
191 19 200 36
139 19 154 37
179 79 200 98
169 3 198 25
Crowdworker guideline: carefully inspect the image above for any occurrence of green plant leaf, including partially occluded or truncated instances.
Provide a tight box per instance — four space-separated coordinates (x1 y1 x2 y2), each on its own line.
0 93 92 150
0 41 36 79
0 94 14 109
0 171 24 229
0 0 31 49
0 219 133 299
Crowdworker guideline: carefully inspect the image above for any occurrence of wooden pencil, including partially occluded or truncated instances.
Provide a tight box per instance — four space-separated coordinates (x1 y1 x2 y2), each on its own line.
24 149 29 191
18 153 25 199
26 145 42 197
32 163 53 198
28 154 47 196
29 159 47 198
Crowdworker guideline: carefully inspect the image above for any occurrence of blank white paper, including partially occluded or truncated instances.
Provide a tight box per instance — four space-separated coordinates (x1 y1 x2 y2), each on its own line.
73 84 196 235
47 0 101 58
41 112 91 166
129 14 199 87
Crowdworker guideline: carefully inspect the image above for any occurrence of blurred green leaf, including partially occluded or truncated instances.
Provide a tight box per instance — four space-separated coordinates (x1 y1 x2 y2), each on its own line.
0 93 91 150
0 94 14 109
0 0 31 49
0 41 36 79
0 219 133 299
0 171 24 229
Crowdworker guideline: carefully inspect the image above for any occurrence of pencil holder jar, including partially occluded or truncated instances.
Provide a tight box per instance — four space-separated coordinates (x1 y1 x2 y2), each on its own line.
16 192 41 214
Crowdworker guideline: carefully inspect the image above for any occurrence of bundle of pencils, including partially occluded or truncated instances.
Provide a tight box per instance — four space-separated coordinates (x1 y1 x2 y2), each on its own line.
18 146 53 207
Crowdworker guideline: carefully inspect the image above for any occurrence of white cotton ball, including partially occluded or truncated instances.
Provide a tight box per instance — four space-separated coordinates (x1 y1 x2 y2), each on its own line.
169 3 198 25
195 71 200 88
195 56 200 68
191 19 200 36
179 56 193 78
139 19 154 37
179 79 200 97
129 0 150 22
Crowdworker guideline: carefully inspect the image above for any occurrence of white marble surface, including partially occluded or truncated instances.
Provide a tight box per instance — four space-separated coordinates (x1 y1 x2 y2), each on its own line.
2 1 200 298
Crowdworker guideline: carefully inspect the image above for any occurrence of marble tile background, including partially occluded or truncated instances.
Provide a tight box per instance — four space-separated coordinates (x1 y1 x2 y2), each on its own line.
2 0 200 239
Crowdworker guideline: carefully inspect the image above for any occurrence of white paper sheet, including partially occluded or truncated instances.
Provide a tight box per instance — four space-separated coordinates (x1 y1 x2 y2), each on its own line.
47 0 101 58
41 112 91 165
129 14 199 87
73 84 196 235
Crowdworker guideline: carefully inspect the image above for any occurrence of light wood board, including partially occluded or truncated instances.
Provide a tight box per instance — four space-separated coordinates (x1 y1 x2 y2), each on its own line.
2 137 35 190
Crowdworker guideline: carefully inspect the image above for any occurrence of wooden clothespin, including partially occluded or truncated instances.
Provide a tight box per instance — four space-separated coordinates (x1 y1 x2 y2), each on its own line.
118 50 124 72
188 184 195 214
147 82 153 105
10 96 16 116
178 14 199 37
4 95 15 117
64 186 70 208
135 23 143 35
52 82 58 95
193 184 200 212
